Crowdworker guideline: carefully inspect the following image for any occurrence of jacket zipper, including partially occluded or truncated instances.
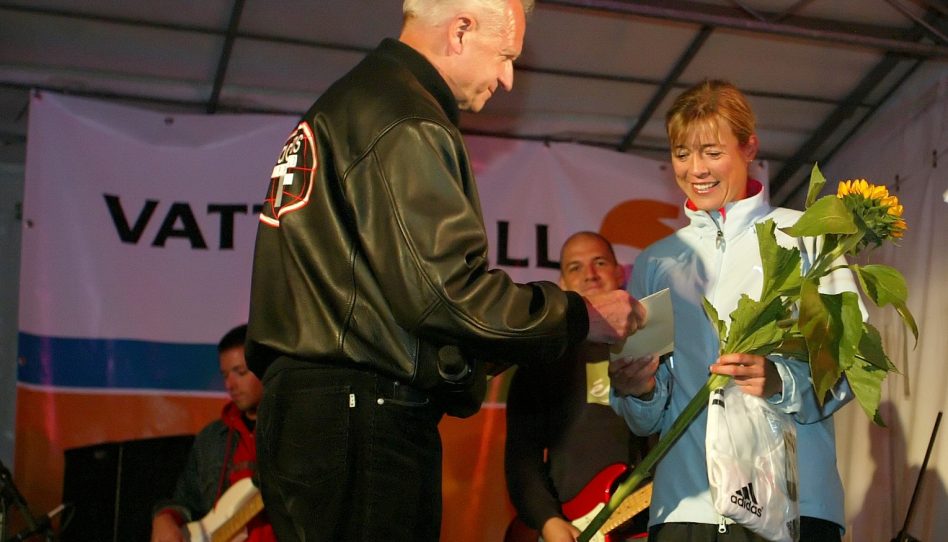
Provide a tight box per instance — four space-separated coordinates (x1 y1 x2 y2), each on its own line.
708 212 725 251
707 212 726 311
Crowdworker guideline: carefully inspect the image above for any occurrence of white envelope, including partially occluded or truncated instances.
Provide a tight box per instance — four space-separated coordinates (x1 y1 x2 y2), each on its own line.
609 288 675 360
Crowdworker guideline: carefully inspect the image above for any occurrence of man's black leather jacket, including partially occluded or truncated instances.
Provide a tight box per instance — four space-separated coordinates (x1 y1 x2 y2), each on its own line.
246 39 588 416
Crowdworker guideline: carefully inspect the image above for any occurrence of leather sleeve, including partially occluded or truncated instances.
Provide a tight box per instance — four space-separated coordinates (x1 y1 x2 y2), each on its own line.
343 118 587 361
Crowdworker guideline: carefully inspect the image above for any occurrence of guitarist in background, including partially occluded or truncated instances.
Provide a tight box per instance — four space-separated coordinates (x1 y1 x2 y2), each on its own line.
150 324 275 542
505 232 650 542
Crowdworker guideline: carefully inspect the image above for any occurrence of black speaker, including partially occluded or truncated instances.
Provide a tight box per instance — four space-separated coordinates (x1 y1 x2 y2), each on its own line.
61 434 195 542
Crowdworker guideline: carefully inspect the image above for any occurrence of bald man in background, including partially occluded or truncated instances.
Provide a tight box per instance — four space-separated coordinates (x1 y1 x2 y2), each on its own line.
506 232 650 542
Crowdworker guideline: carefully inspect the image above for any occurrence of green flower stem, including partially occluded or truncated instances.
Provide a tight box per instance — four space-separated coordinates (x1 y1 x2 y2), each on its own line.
577 373 733 542
808 231 864 280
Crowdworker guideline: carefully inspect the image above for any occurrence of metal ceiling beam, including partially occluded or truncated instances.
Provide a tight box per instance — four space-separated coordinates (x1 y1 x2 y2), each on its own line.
0 4 372 55
0 4 853 108
617 25 712 152
0 3 889 109
813 59 924 176
1 1 936 169
770 9 946 204
207 0 245 114
537 0 948 58
0 4 223 35
769 54 902 204
5 2 946 58
915 0 948 17
884 0 948 44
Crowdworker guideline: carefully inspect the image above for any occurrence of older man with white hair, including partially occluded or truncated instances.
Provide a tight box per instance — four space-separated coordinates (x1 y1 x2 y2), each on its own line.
246 1 646 541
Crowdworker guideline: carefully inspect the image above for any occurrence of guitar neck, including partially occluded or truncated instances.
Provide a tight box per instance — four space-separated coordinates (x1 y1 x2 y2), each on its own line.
601 481 652 535
210 491 264 542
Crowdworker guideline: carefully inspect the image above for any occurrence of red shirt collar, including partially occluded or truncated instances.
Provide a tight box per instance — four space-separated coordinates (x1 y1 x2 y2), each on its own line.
685 179 763 222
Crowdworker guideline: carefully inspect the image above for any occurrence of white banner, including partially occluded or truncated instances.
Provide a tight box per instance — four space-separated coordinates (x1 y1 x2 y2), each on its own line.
477 136 687 284
21 92 707 354
21 92 294 344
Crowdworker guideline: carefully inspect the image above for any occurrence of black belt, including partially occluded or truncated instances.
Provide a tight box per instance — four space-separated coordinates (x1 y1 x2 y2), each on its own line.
266 355 430 405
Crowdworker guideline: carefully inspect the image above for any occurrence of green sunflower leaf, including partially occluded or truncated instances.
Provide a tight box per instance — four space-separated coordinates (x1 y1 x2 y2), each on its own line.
756 220 802 302
845 358 888 426
804 163 827 209
853 264 918 344
780 195 858 238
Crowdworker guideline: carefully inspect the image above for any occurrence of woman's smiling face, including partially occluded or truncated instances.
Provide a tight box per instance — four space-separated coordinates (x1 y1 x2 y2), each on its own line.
671 116 758 211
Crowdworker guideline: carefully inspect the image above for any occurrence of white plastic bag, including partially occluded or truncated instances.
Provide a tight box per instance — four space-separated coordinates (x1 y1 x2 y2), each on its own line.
706 383 799 542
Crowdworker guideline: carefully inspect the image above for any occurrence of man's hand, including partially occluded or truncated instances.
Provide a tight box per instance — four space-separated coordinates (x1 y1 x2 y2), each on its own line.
710 353 783 398
541 516 581 542
609 355 660 398
150 512 185 542
584 290 646 344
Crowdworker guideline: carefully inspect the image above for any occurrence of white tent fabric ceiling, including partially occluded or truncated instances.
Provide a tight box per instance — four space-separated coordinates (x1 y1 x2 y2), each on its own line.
1 0 947 204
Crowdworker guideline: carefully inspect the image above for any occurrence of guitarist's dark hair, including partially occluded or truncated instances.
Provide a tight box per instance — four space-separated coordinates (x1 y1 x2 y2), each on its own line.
218 324 248 354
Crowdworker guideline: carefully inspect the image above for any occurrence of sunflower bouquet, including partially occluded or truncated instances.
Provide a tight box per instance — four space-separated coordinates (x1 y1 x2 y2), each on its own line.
578 164 917 542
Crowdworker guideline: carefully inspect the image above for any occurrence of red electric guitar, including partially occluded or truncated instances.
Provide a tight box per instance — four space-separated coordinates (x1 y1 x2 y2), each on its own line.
504 464 651 542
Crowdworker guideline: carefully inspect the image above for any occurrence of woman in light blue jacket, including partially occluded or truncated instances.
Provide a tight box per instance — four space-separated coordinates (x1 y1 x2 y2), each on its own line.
609 80 858 542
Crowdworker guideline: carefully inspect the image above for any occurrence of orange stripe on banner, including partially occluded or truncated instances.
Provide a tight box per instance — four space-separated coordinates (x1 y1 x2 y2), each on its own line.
13 386 226 522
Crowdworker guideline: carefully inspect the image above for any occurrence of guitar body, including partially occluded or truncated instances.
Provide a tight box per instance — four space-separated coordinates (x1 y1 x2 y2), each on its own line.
504 463 649 542
561 464 628 529
185 478 264 542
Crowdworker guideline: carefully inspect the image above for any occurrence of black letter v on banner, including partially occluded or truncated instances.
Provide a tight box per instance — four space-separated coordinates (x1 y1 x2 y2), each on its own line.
103 194 159 244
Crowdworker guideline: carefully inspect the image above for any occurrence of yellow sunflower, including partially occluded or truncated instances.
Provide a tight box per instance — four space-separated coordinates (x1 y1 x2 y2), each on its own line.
837 179 907 247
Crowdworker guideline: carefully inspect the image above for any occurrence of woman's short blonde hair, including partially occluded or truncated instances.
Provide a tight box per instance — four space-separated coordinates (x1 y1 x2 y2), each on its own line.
665 80 756 149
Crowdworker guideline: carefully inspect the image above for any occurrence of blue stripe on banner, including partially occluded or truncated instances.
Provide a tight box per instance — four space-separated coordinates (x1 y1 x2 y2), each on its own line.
17 333 225 391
